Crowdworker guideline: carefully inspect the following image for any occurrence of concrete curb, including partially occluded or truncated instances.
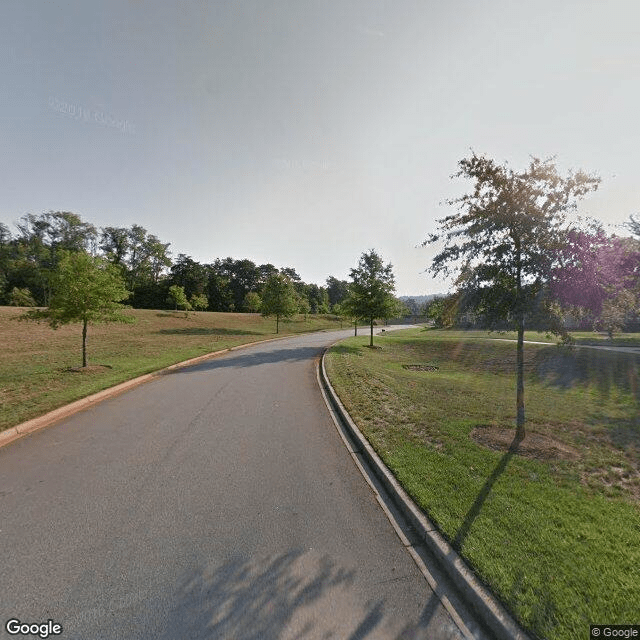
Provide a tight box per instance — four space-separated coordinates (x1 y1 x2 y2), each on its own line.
319 349 531 640
0 331 319 451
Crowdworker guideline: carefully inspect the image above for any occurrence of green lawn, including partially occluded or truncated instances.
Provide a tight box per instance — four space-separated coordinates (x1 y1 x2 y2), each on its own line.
325 328 640 640
1 306 343 431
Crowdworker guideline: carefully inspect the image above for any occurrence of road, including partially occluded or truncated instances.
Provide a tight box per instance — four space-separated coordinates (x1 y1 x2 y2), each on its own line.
0 329 483 640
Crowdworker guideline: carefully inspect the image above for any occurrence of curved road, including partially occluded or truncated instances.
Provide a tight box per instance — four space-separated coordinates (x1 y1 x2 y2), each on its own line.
1 330 482 640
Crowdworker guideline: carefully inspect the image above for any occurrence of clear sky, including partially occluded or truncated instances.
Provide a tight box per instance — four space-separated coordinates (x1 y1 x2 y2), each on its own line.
2 0 639 295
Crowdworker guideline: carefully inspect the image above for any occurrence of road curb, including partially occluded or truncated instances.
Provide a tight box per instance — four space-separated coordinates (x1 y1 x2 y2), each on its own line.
319 348 531 640
0 331 319 451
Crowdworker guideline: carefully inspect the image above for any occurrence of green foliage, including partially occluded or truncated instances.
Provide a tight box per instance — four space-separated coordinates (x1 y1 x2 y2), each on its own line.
24 251 132 367
189 293 209 311
424 153 600 332
9 287 37 307
261 273 298 333
347 249 397 346
424 153 600 437
425 294 459 328
167 285 191 311
243 291 262 313
298 296 311 320
326 276 350 306
31 252 131 327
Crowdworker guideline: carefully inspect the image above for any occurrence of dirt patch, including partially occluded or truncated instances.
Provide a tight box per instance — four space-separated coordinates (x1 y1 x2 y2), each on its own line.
402 364 440 372
471 426 580 461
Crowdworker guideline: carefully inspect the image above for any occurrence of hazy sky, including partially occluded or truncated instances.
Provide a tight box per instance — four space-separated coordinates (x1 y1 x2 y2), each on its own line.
2 1 639 295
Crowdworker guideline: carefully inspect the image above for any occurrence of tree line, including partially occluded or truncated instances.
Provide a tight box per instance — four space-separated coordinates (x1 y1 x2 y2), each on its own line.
0 211 354 314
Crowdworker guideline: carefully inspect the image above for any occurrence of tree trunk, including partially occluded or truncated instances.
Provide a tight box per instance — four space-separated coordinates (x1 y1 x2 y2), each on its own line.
516 319 525 441
276 314 279 334
370 318 374 347
354 319 357 336
82 318 88 368
514 235 525 441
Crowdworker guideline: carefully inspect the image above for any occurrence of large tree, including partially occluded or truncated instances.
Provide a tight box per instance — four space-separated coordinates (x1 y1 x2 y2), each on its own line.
326 276 350 307
423 153 599 441
347 250 397 347
551 229 640 337
261 273 298 333
25 251 132 368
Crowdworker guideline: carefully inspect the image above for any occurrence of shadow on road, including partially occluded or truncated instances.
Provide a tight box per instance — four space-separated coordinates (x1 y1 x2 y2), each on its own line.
171 346 323 373
106 549 461 640
153 550 356 639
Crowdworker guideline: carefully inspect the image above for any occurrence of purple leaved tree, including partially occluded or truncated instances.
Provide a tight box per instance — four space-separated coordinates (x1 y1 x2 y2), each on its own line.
551 229 640 337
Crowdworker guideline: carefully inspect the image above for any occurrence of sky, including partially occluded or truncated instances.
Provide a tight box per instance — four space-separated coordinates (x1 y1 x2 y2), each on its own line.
2 0 639 296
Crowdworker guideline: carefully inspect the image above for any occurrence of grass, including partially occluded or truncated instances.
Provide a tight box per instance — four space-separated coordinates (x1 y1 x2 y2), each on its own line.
0 306 343 431
325 328 640 640
430 328 640 347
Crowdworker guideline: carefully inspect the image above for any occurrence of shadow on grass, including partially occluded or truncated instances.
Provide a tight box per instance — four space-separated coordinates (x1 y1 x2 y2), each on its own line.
450 433 558 637
330 344 362 356
156 327 260 337
533 346 639 397
94 549 451 640
452 434 520 553
533 346 640 450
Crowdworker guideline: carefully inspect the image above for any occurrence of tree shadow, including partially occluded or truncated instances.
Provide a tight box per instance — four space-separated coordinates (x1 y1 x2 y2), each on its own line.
532 346 639 400
83 549 460 640
156 327 260 336
452 435 521 553
448 434 560 638
532 346 640 451
170 346 323 373
154 550 356 639
508 568 558 639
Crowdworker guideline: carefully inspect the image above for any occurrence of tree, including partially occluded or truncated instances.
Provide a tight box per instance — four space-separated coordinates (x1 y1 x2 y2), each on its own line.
13 211 98 305
190 293 209 311
99 226 130 267
424 153 599 440
326 276 350 307
551 230 640 337
347 250 397 346
167 285 191 312
261 273 298 333
424 294 460 328
338 294 361 335
170 254 208 299
624 213 640 239
244 291 262 313
9 287 37 307
404 298 419 317
25 251 131 367
298 296 311 320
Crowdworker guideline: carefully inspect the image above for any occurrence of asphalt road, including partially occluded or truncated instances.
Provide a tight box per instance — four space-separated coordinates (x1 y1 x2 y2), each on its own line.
1 329 480 640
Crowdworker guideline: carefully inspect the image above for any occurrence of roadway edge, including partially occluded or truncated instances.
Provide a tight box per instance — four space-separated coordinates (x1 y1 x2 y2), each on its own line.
319 347 532 640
